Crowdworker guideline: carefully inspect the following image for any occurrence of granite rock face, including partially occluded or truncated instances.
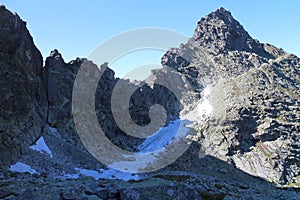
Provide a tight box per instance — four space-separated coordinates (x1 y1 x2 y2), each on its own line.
42 49 84 147
0 6 47 165
193 7 271 57
162 7 300 185
1 5 300 199
42 50 183 151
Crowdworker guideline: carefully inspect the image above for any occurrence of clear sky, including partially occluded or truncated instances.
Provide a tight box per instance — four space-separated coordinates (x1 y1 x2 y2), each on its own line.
1 1 299 78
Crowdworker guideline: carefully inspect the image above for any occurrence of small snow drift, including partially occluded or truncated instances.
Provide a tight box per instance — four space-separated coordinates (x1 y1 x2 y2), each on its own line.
106 119 192 173
137 119 181 152
9 162 37 174
198 86 213 119
29 136 53 158
64 167 140 181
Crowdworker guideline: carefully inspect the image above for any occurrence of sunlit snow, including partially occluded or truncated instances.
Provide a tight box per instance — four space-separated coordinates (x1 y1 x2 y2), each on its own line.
198 86 213 118
108 119 191 173
137 119 181 152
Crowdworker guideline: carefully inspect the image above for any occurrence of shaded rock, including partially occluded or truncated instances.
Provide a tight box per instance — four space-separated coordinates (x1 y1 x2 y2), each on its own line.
16 189 35 200
42 50 84 147
87 195 101 200
0 5 47 166
97 188 108 199
0 189 15 199
42 50 183 151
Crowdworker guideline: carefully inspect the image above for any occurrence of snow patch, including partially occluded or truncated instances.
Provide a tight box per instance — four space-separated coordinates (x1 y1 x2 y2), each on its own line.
109 119 192 173
64 167 140 181
107 153 159 173
198 86 213 118
29 136 53 158
137 119 181 152
98 168 140 181
64 173 79 179
9 162 37 174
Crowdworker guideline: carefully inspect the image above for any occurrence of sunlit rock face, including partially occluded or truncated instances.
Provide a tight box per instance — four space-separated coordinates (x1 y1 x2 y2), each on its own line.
162 7 300 184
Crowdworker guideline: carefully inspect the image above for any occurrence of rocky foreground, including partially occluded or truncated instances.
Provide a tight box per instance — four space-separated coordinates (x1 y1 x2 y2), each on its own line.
0 5 300 200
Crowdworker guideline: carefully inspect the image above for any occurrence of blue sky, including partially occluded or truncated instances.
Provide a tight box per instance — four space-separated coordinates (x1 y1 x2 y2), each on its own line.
1 1 299 78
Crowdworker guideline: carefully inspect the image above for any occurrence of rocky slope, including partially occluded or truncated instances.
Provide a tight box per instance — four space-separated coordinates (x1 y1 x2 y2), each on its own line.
0 5 47 166
162 7 300 185
0 5 300 200
42 49 182 152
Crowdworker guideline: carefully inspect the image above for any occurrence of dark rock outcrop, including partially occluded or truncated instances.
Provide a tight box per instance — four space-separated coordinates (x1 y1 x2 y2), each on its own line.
42 50 183 151
0 5 47 165
42 49 84 147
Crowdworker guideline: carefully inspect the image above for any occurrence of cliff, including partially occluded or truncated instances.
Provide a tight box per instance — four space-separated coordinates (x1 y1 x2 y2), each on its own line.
0 5 47 166
0 5 300 199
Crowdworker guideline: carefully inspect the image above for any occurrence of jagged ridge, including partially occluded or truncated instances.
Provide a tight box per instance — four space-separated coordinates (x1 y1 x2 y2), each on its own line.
1 5 300 199
162 7 300 185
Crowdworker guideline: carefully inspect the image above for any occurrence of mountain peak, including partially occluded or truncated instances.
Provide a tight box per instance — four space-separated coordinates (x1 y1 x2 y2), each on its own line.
206 7 234 23
193 7 268 55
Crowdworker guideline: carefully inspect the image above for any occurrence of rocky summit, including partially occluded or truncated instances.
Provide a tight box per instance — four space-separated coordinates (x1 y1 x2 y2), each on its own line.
0 6 300 200
162 7 300 185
